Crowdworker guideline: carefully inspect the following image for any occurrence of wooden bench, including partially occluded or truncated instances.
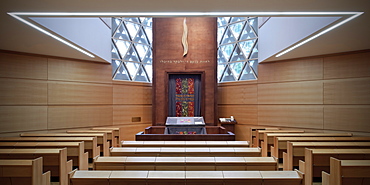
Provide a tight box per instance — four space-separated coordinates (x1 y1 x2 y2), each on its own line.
69 170 304 185
248 127 279 147
0 148 72 185
0 136 99 160
66 130 116 147
0 157 50 185
91 127 120 146
304 148 370 185
284 141 370 170
20 133 109 156
110 147 261 157
265 133 352 157
322 157 370 185
121 141 249 147
0 141 89 170
256 129 304 148
93 156 278 171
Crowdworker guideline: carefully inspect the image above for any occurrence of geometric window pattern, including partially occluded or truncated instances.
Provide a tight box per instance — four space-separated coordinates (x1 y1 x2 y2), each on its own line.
111 17 153 82
217 17 258 82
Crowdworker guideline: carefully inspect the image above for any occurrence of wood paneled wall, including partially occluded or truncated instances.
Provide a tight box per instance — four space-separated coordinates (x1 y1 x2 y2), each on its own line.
0 51 152 135
218 50 370 139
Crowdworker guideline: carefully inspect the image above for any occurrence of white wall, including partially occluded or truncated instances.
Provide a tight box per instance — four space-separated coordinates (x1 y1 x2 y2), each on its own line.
31 17 111 62
259 16 340 62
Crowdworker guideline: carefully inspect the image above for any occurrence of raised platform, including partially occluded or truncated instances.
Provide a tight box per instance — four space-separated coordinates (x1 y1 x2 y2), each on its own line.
136 126 235 141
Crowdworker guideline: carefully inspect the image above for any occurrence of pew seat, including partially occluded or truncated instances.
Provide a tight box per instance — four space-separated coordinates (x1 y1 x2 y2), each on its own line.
0 141 89 170
110 147 261 157
69 170 304 185
0 148 72 185
304 148 370 185
121 140 249 147
93 156 278 171
284 141 370 170
322 157 370 185
0 157 50 185
20 133 109 156
0 136 99 159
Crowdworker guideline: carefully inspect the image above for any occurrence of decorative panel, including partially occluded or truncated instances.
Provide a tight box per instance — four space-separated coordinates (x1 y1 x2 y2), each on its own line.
218 84 257 105
324 105 370 132
258 58 323 83
0 52 47 80
153 17 217 125
324 77 370 104
258 81 323 104
48 106 113 129
324 51 370 79
0 106 47 133
0 78 47 105
48 58 112 84
113 105 152 124
218 105 257 125
48 81 113 105
258 105 324 129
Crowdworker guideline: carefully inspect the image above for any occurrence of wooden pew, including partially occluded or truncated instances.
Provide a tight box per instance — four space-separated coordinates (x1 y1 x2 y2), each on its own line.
69 170 304 185
20 133 109 156
248 127 279 147
110 147 261 157
0 141 89 170
304 148 370 185
266 132 352 158
0 157 50 185
93 156 278 171
121 141 249 147
66 130 115 147
322 157 370 185
256 129 304 148
0 136 99 160
0 148 72 185
91 127 120 146
285 141 370 170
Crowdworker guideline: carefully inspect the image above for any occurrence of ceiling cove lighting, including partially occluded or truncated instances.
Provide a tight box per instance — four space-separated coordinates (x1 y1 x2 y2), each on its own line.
275 12 364 57
8 13 95 58
8 11 363 59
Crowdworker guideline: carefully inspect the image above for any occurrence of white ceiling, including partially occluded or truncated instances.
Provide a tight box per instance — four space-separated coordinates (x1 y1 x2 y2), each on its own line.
1 0 369 63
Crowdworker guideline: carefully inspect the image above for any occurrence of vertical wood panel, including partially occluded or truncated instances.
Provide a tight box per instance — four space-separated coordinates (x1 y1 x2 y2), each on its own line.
218 84 257 105
113 84 152 105
258 105 324 129
258 58 323 83
48 81 113 105
258 81 323 104
218 105 258 125
113 105 152 124
0 52 47 80
48 58 112 84
324 105 370 132
48 106 113 129
0 79 47 105
324 78 370 104
324 52 370 79
0 106 47 133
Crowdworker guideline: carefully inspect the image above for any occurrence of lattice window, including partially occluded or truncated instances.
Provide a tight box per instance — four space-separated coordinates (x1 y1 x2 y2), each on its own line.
217 17 258 82
111 17 153 82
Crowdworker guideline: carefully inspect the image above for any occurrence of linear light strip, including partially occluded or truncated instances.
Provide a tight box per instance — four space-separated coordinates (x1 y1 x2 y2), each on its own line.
275 12 363 57
8 13 95 58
